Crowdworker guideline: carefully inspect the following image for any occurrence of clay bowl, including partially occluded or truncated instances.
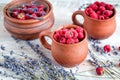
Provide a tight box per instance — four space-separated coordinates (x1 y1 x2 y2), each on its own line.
39 24 88 67
3 0 54 40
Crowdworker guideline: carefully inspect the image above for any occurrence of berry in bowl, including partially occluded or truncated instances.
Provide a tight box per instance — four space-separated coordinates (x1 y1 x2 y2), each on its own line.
72 1 116 39
39 24 88 67
3 0 54 40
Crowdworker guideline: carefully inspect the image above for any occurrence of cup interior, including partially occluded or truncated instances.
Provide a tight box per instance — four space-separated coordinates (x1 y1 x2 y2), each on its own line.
52 25 87 45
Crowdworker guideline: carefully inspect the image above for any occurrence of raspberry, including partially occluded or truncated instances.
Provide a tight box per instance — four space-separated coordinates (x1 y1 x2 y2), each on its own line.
99 6 106 11
70 28 78 38
118 63 120 67
66 38 75 44
10 3 46 20
104 15 109 19
25 14 31 19
105 4 114 10
98 15 105 20
90 4 98 11
59 29 68 37
12 11 19 18
99 2 106 7
103 45 111 52
85 8 93 16
118 46 120 51
78 32 84 40
96 67 104 76
94 1 100 6
65 30 73 39
53 31 61 42
96 11 102 15
38 5 44 9
31 13 37 19
103 10 113 17
38 7 44 12
73 38 79 43
76 27 83 33
59 37 66 44
90 11 98 19
27 8 34 14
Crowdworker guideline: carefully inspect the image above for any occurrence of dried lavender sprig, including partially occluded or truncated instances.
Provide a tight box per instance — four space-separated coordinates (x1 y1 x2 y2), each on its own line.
26 41 77 80
0 55 39 80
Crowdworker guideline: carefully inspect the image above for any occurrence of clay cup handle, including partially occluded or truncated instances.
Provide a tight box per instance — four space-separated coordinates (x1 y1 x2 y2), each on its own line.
39 30 52 50
72 10 85 27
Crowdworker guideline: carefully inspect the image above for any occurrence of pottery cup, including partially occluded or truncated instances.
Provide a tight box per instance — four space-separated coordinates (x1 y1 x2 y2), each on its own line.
3 0 54 40
39 24 88 67
72 8 116 39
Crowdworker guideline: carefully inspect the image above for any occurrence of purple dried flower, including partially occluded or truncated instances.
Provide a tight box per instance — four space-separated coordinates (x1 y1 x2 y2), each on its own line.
1 45 5 50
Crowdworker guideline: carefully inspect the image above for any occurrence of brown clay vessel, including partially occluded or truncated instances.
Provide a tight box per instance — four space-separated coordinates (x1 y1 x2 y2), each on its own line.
39 24 88 67
3 0 54 40
72 9 116 39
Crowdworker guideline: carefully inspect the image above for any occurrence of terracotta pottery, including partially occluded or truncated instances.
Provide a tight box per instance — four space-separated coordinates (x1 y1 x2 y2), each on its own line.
3 0 54 40
72 9 116 39
39 24 88 67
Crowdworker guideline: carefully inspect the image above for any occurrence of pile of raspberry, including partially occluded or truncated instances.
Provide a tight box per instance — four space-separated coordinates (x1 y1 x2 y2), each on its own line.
85 1 114 20
53 26 85 44
10 3 46 20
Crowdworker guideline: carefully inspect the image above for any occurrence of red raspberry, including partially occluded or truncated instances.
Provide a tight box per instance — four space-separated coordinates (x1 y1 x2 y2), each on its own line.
118 46 120 51
53 31 61 42
66 38 75 44
98 15 105 20
105 4 114 10
104 15 109 19
30 5 37 8
96 67 104 76
94 1 100 6
85 8 93 16
78 32 84 40
76 27 83 33
118 63 120 67
90 4 98 11
99 6 106 11
103 45 111 52
17 12 25 20
59 28 68 37
96 11 102 15
90 11 98 19
70 28 78 38
103 10 113 17
38 5 44 9
59 37 66 44
12 11 19 18
73 38 79 43
38 7 43 12
31 13 37 19
25 14 31 19
65 30 73 39
99 2 106 7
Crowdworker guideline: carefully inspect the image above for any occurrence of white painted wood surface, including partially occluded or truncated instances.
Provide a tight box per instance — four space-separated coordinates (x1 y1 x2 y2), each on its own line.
0 1 120 80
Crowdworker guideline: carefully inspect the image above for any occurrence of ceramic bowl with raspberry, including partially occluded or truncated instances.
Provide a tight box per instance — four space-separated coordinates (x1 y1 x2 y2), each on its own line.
3 0 54 40
72 1 116 39
39 24 88 67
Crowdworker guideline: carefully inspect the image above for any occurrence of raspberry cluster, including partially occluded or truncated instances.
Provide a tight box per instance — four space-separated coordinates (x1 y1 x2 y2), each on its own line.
10 3 46 20
53 26 85 44
85 1 114 20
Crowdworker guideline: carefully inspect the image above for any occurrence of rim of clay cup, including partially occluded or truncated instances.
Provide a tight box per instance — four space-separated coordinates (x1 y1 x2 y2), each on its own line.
3 0 53 24
51 24 88 46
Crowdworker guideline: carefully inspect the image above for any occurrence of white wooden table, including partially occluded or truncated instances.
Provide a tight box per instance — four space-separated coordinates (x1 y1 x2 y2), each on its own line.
0 1 120 80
